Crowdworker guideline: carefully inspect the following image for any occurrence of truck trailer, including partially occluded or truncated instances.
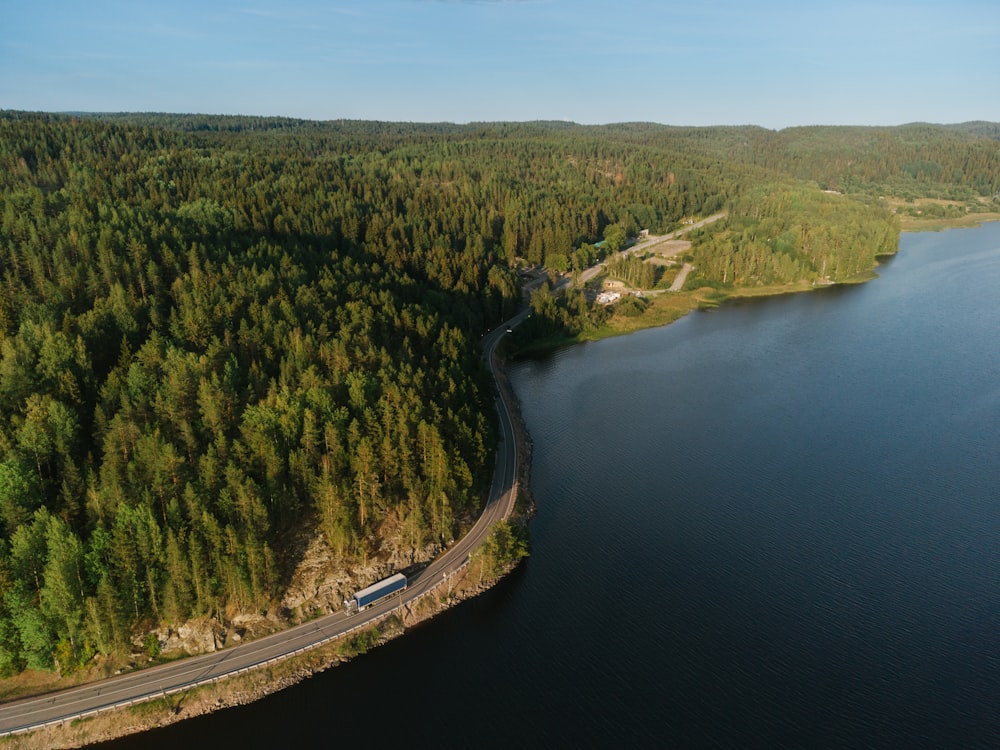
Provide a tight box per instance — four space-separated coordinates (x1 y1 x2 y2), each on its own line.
347 573 407 613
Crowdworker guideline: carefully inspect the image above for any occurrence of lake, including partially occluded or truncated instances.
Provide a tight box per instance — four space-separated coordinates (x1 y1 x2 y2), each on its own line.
111 223 1000 749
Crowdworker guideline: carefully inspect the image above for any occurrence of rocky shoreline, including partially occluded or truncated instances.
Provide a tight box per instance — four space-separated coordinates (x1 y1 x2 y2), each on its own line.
4 560 524 749
4 355 534 750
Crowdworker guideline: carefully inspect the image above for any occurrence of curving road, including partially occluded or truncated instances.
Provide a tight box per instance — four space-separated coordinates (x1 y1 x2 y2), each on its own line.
0 310 529 737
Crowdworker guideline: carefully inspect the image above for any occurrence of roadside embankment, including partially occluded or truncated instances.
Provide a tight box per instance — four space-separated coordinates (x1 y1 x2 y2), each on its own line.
1 543 529 749
1 354 534 750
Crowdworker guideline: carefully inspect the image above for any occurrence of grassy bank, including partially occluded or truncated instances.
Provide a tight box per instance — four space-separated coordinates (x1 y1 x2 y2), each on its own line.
506 279 863 356
886 196 1000 232
899 212 1000 232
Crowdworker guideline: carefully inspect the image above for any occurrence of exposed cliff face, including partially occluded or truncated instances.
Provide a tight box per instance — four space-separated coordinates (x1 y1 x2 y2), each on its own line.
278 530 440 620
19 550 524 750
145 619 227 657
144 528 440 660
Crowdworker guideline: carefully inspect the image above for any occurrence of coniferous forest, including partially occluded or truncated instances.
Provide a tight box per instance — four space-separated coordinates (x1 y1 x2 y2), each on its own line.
0 112 996 676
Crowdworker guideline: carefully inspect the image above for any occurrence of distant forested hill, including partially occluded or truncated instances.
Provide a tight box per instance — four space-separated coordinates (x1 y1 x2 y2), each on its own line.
607 121 1000 197
942 121 1000 141
0 112 994 675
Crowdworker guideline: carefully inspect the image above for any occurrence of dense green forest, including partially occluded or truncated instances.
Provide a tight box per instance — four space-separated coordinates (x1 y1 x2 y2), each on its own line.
688 184 900 287
0 112 734 674
0 112 996 676
597 122 1000 198
512 120 997 346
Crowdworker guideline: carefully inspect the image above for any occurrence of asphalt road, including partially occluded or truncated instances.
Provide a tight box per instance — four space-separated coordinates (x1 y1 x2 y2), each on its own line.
0 310 528 737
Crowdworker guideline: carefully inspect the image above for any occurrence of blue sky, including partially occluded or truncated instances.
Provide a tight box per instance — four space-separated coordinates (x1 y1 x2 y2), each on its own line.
2 0 997 129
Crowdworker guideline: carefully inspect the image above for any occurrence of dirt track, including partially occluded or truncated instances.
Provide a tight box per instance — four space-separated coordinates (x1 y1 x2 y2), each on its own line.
572 212 725 287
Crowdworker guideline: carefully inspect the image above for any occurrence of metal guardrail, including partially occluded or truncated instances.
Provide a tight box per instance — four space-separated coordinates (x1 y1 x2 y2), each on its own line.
1 502 521 738
0 554 479 737
2 320 526 739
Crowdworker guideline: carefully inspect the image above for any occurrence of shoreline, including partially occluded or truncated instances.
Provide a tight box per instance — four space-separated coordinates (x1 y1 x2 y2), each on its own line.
5 219 991 747
2 560 528 749
508 279 856 357
898 212 1000 233
509 218 992 356
0 352 536 750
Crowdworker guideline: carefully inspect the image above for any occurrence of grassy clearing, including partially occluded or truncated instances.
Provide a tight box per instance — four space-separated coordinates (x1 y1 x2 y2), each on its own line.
885 196 1000 232
513 275 884 356
899 212 1000 231
510 289 710 353
596 292 703 335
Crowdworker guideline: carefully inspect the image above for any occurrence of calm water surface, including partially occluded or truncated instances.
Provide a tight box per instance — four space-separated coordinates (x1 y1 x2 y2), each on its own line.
113 224 1000 749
